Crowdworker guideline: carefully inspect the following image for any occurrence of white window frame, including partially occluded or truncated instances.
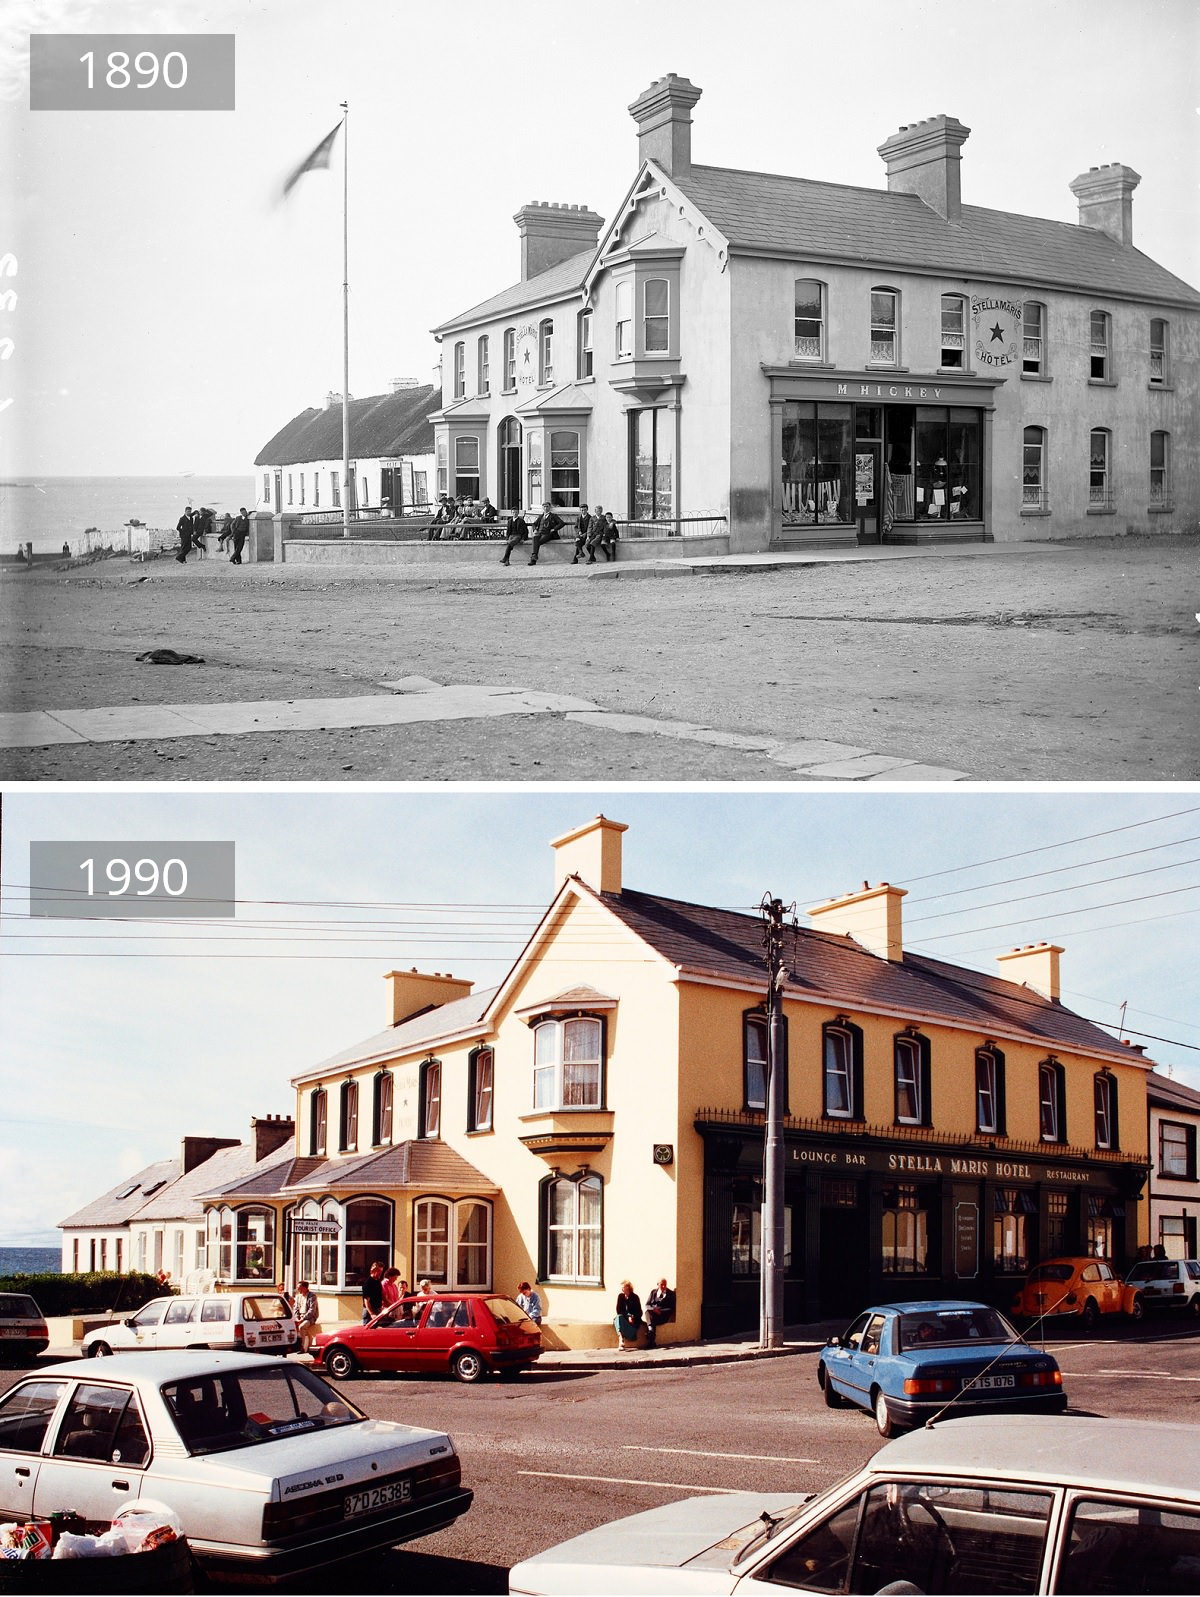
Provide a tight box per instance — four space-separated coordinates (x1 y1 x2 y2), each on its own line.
894 1035 922 1125
824 1024 855 1118
532 1016 603 1110
975 1048 999 1133
869 288 899 366
1150 430 1170 507
503 327 517 392
643 277 670 353
414 1196 493 1290
1089 428 1112 510
1022 426 1047 511
478 334 490 396
1094 1073 1113 1150
1089 310 1112 381
577 310 593 379
615 280 633 358
744 1012 767 1111
1149 318 1169 385
453 341 466 400
794 278 825 361
1022 301 1045 375
1039 1061 1063 1142
543 1173 602 1284
538 318 554 386
940 294 967 370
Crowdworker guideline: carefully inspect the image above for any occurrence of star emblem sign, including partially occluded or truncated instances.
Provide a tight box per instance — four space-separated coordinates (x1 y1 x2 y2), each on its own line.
989 322 1005 342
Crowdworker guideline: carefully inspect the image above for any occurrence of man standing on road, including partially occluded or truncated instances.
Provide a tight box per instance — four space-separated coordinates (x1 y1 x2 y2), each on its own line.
175 504 195 563
229 507 250 565
361 1260 385 1323
293 1281 319 1353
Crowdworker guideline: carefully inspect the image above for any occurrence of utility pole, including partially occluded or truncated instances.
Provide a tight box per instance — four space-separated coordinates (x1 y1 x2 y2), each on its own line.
759 894 793 1350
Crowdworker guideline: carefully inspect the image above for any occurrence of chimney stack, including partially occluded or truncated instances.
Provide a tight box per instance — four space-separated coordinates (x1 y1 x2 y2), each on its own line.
878 114 971 221
1069 163 1141 247
551 815 627 896
180 1135 239 1175
996 942 1063 1003
807 882 907 962
513 202 604 282
385 968 474 1027
628 73 703 180
251 1113 295 1163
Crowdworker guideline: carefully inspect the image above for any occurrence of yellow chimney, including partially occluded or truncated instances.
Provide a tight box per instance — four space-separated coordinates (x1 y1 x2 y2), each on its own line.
996 942 1063 1002
384 968 474 1027
550 815 628 895
807 881 907 962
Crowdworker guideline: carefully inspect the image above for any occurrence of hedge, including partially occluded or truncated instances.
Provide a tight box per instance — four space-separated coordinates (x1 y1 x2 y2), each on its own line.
0 1271 170 1317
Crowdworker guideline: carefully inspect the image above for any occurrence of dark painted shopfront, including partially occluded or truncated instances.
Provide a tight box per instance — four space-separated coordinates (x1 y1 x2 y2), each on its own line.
697 1119 1147 1338
766 369 1000 544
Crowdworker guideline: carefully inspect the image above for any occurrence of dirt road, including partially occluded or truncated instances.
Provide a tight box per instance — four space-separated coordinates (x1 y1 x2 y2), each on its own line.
2 534 1197 781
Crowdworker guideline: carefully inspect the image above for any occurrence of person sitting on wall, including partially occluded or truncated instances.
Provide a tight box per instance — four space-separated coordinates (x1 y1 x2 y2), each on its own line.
528 504 565 565
644 1279 675 1347
500 509 529 565
614 1280 643 1350
596 511 619 562
426 496 453 541
479 497 498 524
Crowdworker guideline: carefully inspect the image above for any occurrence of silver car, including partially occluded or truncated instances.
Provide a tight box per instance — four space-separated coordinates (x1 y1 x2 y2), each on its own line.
0 1351 471 1575
509 1416 1200 1595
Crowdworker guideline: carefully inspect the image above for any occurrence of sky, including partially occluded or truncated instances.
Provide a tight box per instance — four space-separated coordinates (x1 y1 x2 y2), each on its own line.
2 787 1199 1246
2 0 1198 476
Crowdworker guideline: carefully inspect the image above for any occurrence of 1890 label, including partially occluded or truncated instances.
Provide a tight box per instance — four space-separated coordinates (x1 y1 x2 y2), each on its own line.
30 34 235 111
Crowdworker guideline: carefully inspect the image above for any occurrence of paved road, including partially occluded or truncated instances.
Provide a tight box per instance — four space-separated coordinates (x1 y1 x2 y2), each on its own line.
5 1318 1198 1591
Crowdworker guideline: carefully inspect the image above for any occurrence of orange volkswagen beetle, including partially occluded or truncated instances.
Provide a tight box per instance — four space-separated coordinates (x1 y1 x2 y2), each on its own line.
1012 1256 1132 1331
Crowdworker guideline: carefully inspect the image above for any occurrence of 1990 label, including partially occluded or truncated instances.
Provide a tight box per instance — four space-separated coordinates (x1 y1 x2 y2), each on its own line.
29 34 235 111
29 841 235 918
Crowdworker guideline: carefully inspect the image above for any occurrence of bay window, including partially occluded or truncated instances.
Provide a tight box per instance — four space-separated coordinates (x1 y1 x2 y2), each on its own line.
414 1197 493 1290
629 407 673 521
643 278 669 351
532 1016 603 1109
454 436 480 501
549 430 580 508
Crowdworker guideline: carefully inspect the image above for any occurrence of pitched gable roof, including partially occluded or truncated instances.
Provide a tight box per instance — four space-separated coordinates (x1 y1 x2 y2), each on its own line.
283 1141 498 1196
254 385 439 468
599 887 1137 1063
59 1157 180 1230
431 248 594 336
1147 1070 1200 1113
675 164 1200 306
293 986 498 1085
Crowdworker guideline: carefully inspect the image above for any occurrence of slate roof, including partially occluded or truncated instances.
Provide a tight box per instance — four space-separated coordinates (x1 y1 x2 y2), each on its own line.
676 164 1200 307
1146 1070 1200 1113
598 887 1138 1063
294 986 498 1084
254 385 440 468
59 1157 180 1229
431 249 594 336
282 1141 498 1196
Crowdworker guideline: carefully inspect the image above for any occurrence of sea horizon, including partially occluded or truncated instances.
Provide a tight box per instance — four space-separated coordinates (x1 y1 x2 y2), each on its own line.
1 473 257 554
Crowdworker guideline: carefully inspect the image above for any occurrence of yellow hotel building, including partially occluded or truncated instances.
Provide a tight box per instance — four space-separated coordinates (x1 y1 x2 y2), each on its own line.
204 816 1152 1345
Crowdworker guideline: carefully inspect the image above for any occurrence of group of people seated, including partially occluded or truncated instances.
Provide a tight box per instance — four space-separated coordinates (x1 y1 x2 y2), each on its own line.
614 1278 676 1350
425 494 499 539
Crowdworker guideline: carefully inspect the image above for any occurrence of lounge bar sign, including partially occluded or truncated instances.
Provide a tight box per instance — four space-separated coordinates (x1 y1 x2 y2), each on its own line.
787 1143 1098 1183
972 293 1022 370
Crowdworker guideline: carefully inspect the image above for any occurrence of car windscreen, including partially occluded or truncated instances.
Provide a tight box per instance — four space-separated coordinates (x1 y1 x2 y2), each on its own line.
483 1297 534 1327
162 1363 366 1456
0 1295 42 1320
1028 1264 1074 1283
899 1307 1016 1349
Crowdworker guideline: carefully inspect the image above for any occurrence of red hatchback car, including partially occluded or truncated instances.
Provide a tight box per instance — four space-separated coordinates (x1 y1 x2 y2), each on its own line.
311 1294 542 1384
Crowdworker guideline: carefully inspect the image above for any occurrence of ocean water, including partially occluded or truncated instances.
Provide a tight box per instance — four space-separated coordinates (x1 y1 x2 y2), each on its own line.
0 475 256 554
0 1247 61 1276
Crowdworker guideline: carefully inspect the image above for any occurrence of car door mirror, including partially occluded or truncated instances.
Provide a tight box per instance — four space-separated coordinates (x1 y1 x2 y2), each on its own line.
826 1335 842 1348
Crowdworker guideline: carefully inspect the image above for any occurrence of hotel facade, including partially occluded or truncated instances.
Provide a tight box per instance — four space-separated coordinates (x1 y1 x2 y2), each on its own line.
429 76 1199 554
195 817 1153 1347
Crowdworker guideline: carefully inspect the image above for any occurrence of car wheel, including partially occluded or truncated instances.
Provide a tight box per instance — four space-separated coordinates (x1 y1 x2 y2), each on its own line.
1081 1298 1101 1332
324 1347 358 1380
818 1365 845 1408
1129 1294 1145 1323
89 1341 112 1358
452 1349 488 1384
873 1387 895 1438
1189 1295 1200 1319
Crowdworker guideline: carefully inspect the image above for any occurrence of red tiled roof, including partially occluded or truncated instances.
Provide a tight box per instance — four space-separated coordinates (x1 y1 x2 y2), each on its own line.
599 887 1136 1061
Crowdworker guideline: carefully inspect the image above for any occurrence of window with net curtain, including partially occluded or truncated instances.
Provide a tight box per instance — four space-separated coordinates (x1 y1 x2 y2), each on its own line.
533 1017 602 1109
544 1173 601 1282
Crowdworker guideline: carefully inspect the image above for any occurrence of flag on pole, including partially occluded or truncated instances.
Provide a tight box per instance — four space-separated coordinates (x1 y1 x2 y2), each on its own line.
280 121 342 199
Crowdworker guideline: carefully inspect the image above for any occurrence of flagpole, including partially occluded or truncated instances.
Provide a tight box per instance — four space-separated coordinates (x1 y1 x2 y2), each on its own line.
341 100 350 540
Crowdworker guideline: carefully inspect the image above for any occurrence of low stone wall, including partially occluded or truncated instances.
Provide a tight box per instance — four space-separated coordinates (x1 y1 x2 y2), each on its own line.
281 534 731 566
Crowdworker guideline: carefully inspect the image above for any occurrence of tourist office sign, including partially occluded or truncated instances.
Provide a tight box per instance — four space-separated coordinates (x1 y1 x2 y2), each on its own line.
289 1218 341 1236
786 1142 1096 1186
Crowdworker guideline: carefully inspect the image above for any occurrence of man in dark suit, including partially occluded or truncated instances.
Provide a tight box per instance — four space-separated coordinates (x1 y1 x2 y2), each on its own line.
175 505 195 563
571 504 593 563
229 508 250 565
528 505 565 565
500 509 529 565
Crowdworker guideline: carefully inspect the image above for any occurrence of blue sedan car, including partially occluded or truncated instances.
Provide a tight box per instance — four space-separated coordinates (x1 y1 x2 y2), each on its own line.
817 1299 1066 1437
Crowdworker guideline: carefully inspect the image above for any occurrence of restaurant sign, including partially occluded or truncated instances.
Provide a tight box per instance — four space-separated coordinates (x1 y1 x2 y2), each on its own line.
971 293 1022 371
787 1143 1097 1184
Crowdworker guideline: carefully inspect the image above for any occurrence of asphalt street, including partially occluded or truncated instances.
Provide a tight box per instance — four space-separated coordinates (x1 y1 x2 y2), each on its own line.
3 1317 1198 1592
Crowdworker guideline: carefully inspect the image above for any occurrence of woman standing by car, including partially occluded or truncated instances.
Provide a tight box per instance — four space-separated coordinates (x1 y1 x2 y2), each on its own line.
614 1281 642 1350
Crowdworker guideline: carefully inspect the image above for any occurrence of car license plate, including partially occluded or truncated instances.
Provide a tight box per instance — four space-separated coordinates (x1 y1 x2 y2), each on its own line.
976 1374 1015 1390
257 1329 282 1339
0 1328 29 1337
344 1479 412 1519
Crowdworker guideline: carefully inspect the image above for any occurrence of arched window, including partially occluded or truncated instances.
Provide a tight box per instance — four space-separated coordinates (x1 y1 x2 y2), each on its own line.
1089 428 1112 510
503 327 516 391
1022 302 1046 375
1094 1071 1118 1150
1039 1059 1067 1144
467 1046 494 1132
532 1017 603 1109
413 1197 493 1289
940 293 967 369
419 1058 442 1138
794 278 825 360
309 1087 327 1158
869 288 899 365
540 1172 602 1283
1022 425 1047 511
453 340 466 399
893 1031 930 1125
477 334 490 396
338 1078 358 1152
975 1044 1006 1134
371 1069 393 1146
293 1197 340 1288
1089 310 1112 381
823 1017 863 1120
538 318 554 386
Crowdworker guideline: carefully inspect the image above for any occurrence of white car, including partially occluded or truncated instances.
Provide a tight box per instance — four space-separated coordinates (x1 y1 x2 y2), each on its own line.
0 1350 471 1576
509 1416 1200 1595
83 1291 296 1356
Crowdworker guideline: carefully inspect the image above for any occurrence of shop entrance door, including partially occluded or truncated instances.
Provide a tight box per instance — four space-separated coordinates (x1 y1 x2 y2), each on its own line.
819 1182 869 1316
498 418 522 512
854 442 882 544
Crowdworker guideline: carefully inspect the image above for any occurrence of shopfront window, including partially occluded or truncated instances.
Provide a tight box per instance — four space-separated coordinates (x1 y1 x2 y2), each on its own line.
630 408 673 521
993 1188 1032 1273
781 402 852 526
1086 1203 1113 1260
731 1197 793 1277
344 1197 393 1286
915 407 980 521
549 430 580 508
881 1183 930 1274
